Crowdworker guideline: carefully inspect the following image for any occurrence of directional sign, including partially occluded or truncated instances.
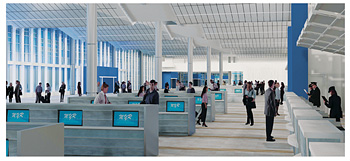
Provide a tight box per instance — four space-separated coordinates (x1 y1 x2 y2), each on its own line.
166 101 185 112
58 110 83 126
235 89 243 93
215 93 222 100
7 109 29 122
113 111 139 127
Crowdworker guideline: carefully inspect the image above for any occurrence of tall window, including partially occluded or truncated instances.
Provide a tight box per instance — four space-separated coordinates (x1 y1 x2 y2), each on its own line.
47 67 52 89
61 68 65 84
67 68 71 90
24 28 30 62
41 28 45 63
110 46 113 67
47 29 53 64
67 37 71 65
55 30 59 64
33 66 38 91
83 42 86 66
97 42 100 66
61 33 65 65
78 40 81 66
101 42 104 66
25 65 30 92
33 29 38 63
16 29 21 61
8 25 13 61
16 65 21 81
55 67 59 91
41 66 45 91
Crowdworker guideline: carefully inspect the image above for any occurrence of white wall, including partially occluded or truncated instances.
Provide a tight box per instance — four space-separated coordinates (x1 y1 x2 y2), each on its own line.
162 56 288 85
308 49 345 113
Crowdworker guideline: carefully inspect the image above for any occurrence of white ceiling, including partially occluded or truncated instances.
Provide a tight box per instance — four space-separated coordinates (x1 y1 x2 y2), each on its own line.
6 3 293 58
297 3 345 55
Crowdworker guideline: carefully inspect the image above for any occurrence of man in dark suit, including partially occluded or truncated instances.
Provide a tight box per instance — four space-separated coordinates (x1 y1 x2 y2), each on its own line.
307 84 314 103
310 82 321 107
264 80 276 142
59 82 66 102
7 83 14 103
324 86 342 122
15 80 22 103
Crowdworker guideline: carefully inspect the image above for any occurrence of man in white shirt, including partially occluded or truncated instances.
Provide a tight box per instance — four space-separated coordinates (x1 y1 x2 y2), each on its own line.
94 83 111 104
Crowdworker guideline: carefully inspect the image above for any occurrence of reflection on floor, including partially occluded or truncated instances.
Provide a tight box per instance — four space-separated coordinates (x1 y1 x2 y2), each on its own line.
159 95 294 156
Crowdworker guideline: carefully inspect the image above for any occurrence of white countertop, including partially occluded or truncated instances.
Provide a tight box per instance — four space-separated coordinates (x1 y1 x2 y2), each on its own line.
298 120 343 140
309 142 345 156
288 134 298 147
290 103 312 109
294 109 323 120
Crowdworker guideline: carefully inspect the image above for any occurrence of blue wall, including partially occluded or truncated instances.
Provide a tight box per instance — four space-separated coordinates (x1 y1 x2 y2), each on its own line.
288 3 308 99
83 66 118 94
162 72 178 89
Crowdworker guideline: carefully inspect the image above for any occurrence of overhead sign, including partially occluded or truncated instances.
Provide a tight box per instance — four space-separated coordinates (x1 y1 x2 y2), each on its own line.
215 93 223 100
128 100 141 104
7 109 29 122
195 96 202 105
58 110 83 126
113 111 139 127
166 101 185 112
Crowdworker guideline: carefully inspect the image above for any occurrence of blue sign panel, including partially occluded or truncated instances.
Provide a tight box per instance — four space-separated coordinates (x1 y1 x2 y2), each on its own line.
166 101 185 112
6 139 9 157
215 93 222 100
91 100 94 104
58 110 83 126
7 109 29 122
165 95 178 97
113 111 139 127
128 101 141 104
195 96 202 105
235 89 243 93
220 89 226 91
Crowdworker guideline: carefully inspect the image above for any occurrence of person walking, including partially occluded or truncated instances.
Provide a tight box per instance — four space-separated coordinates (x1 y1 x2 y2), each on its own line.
265 80 276 142
35 82 43 103
77 82 82 96
244 82 256 126
59 82 66 102
324 86 343 122
197 86 208 127
7 83 14 103
45 83 51 103
127 81 132 93
280 82 285 105
121 81 127 93
15 80 22 103
275 82 281 116
114 81 120 94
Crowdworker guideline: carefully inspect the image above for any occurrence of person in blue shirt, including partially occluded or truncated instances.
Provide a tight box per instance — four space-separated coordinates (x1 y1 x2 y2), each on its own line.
244 82 256 126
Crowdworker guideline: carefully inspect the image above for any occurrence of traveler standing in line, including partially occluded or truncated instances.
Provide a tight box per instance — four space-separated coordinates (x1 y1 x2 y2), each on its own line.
280 82 285 105
6 81 8 99
187 82 195 93
127 80 132 93
59 82 66 102
15 80 22 103
197 86 208 127
94 83 111 104
7 83 14 103
35 82 43 103
121 81 127 93
275 82 281 116
324 86 343 122
114 81 120 94
164 82 170 93
45 83 51 103
310 82 321 107
265 80 276 142
77 82 82 96
137 86 146 97
142 80 159 104
244 82 256 126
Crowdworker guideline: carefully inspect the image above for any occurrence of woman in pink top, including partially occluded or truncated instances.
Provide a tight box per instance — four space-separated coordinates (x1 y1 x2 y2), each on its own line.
137 86 146 97
197 86 208 127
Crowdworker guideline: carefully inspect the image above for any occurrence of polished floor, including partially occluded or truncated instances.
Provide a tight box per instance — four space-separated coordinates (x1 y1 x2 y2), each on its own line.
159 95 294 156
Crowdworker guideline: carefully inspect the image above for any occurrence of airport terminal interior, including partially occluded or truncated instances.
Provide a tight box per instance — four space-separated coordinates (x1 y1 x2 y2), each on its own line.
4 2 346 157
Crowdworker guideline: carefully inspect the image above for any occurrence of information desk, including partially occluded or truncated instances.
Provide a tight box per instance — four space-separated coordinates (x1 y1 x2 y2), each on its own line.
288 103 312 121
298 120 344 156
6 103 159 156
309 142 345 156
290 109 322 154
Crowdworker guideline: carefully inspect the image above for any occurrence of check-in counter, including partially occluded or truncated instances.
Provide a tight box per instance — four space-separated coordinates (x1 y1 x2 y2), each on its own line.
288 109 322 154
298 120 344 156
309 142 345 156
6 122 64 156
210 91 227 114
6 103 159 156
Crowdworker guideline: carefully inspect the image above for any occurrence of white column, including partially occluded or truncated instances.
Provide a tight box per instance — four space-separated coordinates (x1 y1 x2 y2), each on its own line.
155 21 162 86
29 28 34 93
86 3 98 96
140 53 144 83
219 52 223 85
187 37 194 85
11 26 17 84
207 46 211 83
58 31 62 85
70 39 76 95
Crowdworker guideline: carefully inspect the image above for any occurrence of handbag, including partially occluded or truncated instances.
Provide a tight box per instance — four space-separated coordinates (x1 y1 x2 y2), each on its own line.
248 100 256 109
19 90 22 96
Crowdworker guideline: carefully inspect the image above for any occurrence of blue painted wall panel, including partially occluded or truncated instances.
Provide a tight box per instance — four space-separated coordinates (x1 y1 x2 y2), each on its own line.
83 66 118 94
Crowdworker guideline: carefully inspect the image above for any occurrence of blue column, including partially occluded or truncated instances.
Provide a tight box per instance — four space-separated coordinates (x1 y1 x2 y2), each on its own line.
288 3 308 99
